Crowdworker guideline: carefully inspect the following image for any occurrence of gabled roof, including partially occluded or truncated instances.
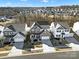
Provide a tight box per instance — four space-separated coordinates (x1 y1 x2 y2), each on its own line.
13 32 25 38
8 25 16 31
30 22 44 34
19 32 25 37
4 25 16 32
54 22 70 29
30 22 42 29
58 22 70 29
41 30 51 36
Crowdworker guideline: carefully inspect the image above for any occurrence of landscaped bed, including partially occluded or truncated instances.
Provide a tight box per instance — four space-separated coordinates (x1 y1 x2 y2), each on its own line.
23 41 43 54
0 45 12 51
22 49 43 54
0 53 9 57
55 47 72 52
0 45 12 57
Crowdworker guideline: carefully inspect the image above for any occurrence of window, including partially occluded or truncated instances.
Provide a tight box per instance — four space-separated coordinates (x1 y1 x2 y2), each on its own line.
56 35 60 37
57 30 61 32
65 29 69 32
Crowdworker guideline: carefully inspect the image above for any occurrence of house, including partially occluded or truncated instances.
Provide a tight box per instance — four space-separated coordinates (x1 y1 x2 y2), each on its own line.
50 22 73 38
29 21 50 43
3 25 16 43
73 22 79 35
0 16 7 22
40 30 51 40
0 25 4 37
13 32 25 49
30 22 44 43
2 23 26 43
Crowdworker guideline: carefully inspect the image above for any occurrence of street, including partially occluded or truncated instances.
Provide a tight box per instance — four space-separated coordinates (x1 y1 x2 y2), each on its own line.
3 51 79 59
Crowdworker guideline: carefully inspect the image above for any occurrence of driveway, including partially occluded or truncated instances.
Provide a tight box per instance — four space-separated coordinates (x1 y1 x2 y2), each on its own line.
41 39 55 53
65 37 79 44
8 46 22 56
65 37 79 51
8 42 23 56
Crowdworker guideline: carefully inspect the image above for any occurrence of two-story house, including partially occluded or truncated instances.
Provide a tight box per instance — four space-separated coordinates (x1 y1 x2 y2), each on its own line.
73 22 79 35
50 22 73 38
29 21 51 44
3 25 16 43
30 22 44 43
0 24 4 37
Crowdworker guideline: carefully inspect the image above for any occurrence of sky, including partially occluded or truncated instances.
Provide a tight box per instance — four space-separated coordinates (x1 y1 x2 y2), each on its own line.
0 0 79 7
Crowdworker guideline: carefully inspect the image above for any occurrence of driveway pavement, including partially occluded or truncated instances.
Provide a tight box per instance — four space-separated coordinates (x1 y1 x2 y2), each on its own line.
65 37 79 51
8 46 22 56
41 39 56 53
65 37 79 44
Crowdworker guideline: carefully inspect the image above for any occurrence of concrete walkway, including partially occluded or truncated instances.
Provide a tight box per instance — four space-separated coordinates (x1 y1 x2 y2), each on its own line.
8 46 22 56
41 39 56 53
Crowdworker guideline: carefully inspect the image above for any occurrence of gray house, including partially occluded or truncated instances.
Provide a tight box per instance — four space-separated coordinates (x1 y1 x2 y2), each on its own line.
29 21 51 44
30 22 44 43
13 32 25 49
3 25 16 43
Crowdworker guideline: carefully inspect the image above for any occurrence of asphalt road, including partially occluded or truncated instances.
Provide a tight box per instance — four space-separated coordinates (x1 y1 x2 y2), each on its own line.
3 51 79 59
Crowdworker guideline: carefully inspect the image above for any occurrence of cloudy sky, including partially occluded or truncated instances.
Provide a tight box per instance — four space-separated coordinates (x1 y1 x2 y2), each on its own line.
0 0 79 7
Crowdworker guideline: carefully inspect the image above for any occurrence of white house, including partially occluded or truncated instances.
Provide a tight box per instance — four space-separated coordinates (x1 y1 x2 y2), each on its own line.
73 22 79 35
50 22 73 38
0 25 4 37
